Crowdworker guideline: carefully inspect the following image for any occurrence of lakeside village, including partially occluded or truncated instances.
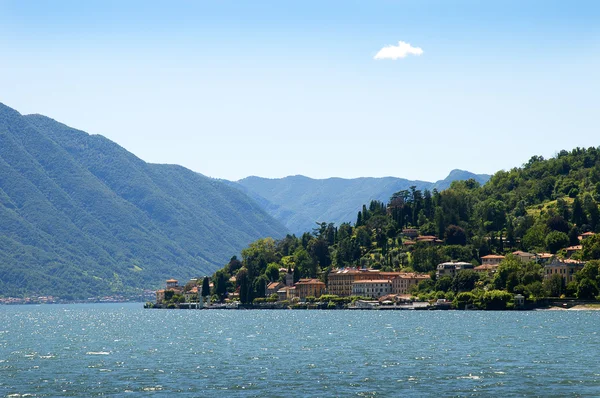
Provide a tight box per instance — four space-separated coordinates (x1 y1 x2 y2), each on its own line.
147 231 594 311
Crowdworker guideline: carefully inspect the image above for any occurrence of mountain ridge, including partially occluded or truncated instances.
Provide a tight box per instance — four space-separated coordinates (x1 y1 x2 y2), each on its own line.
0 102 287 298
233 170 490 234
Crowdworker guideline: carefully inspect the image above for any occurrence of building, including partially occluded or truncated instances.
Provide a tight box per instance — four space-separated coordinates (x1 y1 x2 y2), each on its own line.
578 232 595 241
416 235 444 245
294 279 326 299
436 262 473 278
565 245 582 258
391 273 430 294
166 279 179 289
156 279 183 304
351 280 392 298
536 253 555 264
276 286 296 301
474 264 498 274
480 254 505 266
544 259 585 284
327 269 405 296
266 281 284 296
512 251 536 263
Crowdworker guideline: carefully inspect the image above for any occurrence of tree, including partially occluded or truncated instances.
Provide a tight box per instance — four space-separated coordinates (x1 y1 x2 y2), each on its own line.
212 270 228 302
546 215 569 233
451 270 479 293
543 274 564 297
265 263 281 282
545 231 569 254
577 278 599 299
481 290 513 310
445 225 467 246
582 235 600 260
201 276 210 298
237 268 251 304
225 256 243 275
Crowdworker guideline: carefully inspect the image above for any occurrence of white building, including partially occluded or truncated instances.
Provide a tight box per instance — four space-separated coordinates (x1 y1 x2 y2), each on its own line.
351 280 392 298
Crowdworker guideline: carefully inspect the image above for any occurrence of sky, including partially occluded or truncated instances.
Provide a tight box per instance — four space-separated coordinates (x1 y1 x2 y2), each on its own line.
0 0 599 182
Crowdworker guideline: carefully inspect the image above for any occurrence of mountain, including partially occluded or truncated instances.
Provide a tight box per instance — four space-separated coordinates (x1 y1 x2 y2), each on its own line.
0 103 287 299
234 170 490 234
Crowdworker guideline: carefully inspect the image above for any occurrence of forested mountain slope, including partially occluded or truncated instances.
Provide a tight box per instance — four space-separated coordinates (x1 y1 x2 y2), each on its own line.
235 171 490 234
0 103 287 298
210 147 600 306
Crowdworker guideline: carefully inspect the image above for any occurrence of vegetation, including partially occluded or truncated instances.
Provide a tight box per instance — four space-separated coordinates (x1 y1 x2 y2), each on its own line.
212 147 600 306
0 103 287 299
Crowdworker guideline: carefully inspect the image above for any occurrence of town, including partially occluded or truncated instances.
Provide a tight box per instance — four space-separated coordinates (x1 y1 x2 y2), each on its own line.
149 230 590 310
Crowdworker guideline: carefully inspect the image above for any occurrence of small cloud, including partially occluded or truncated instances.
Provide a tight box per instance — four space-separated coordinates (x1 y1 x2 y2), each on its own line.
374 41 423 60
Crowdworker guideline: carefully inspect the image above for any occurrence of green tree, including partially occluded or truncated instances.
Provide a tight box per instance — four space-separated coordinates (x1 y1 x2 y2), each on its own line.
577 278 599 299
265 262 281 282
543 274 564 297
582 235 600 260
445 225 467 246
451 270 479 293
212 269 228 302
545 231 569 254
201 276 210 298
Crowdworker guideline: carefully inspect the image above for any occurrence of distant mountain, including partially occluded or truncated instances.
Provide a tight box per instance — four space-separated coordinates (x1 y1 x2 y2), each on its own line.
0 103 287 298
431 169 491 191
234 170 490 234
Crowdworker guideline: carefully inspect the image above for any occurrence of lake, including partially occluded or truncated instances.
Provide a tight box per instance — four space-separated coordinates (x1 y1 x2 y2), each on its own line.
1 303 599 396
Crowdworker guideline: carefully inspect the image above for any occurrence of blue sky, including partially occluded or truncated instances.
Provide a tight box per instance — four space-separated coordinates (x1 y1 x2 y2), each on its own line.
1 0 599 181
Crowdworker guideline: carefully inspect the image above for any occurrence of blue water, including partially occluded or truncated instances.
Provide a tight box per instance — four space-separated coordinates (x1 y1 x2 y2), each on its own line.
1 304 599 397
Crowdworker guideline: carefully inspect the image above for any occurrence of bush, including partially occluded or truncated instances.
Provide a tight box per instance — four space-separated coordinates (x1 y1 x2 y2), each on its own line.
327 301 337 309
481 290 513 310
454 292 475 310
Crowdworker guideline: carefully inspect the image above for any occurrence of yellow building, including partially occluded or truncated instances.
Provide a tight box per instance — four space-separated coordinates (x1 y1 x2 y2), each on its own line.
544 259 585 284
481 255 505 266
391 273 430 294
294 279 326 299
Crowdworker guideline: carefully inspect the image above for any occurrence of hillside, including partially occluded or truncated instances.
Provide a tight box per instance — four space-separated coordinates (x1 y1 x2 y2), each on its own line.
234 170 490 234
209 146 600 306
0 103 287 299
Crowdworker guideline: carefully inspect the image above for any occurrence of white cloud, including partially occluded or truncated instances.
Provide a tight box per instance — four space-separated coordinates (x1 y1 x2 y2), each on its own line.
374 41 423 60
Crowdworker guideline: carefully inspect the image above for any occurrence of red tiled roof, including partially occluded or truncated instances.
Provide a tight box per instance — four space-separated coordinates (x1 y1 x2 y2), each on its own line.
481 255 505 259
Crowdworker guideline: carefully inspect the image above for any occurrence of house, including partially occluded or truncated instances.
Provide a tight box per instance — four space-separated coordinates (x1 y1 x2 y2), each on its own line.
351 280 392 298
536 253 554 264
156 279 184 304
416 235 443 245
276 286 296 301
184 286 200 303
294 278 326 299
266 281 284 296
391 273 430 294
512 251 536 263
166 279 179 289
436 262 473 278
543 259 585 284
156 289 166 304
481 254 505 266
578 232 595 241
474 264 498 274
565 245 583 258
